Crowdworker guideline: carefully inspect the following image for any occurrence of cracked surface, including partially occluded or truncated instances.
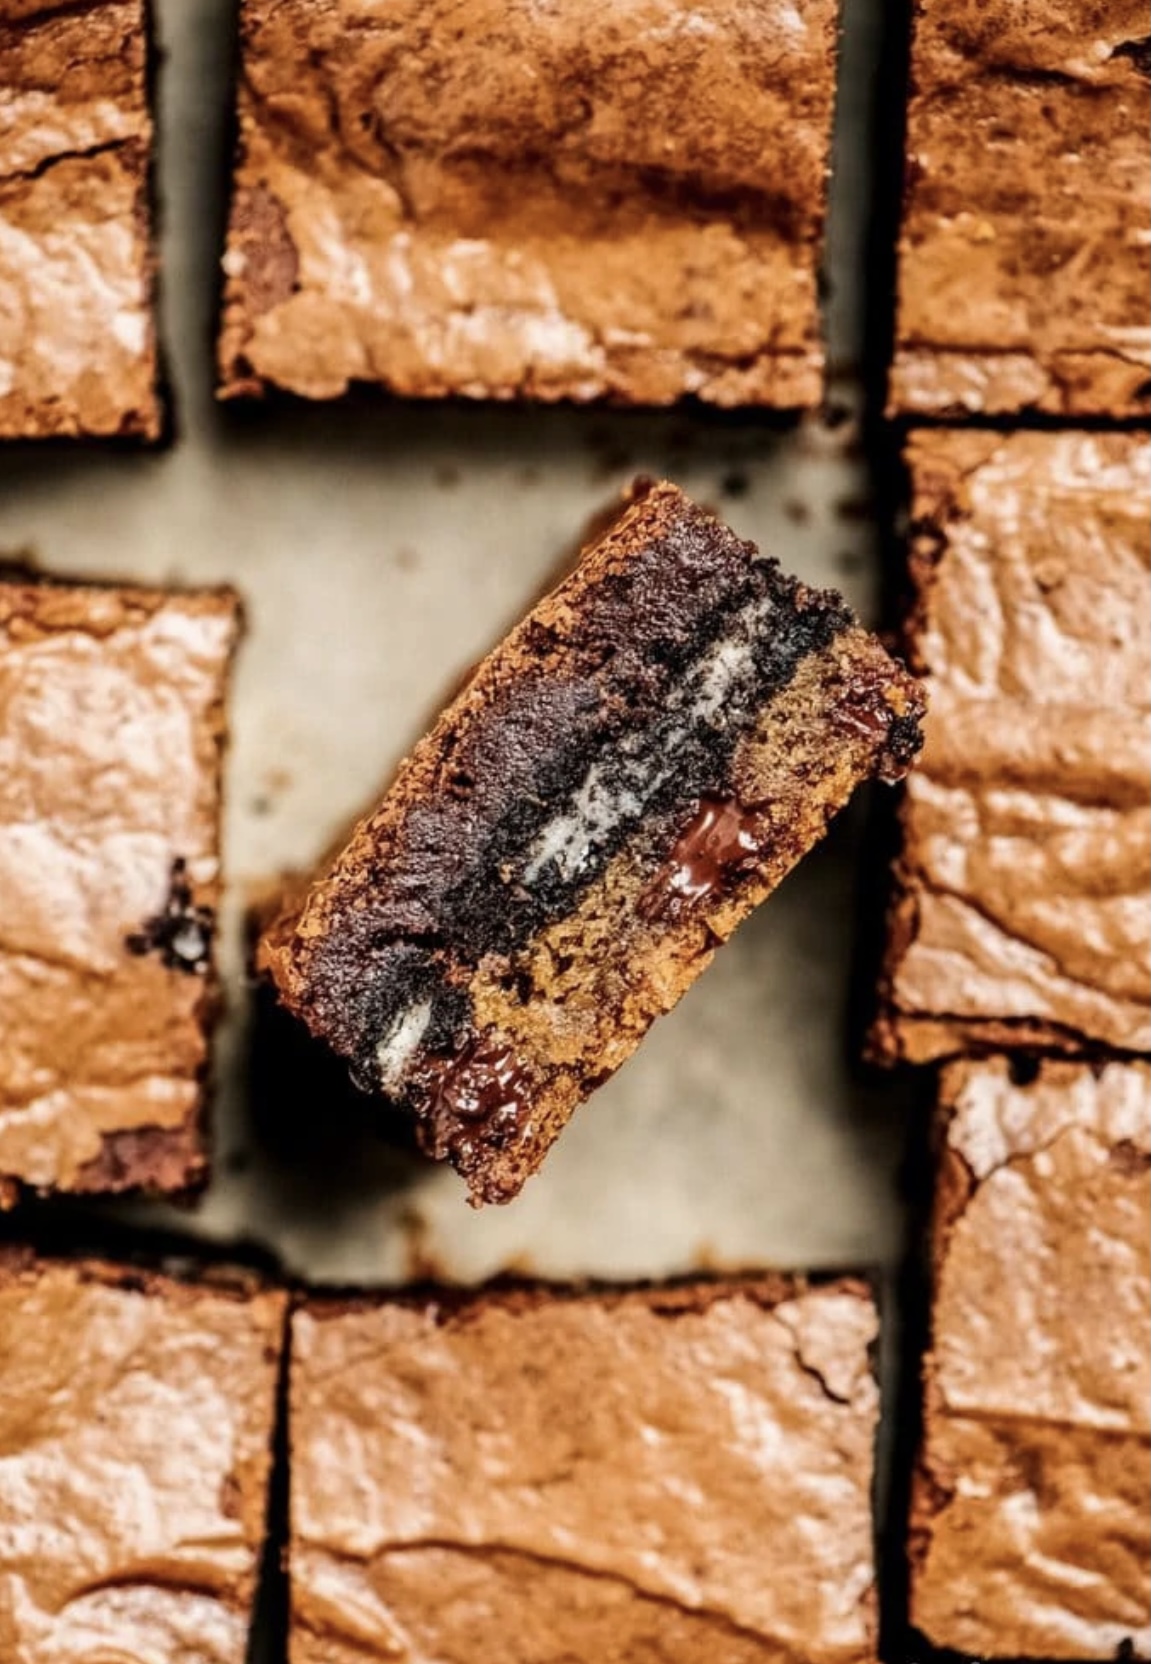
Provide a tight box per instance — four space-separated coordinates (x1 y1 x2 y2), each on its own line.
0 578 240 1201
290 1277 879 1663
0 1250 286 1664
911 1059 1151 1658
0 0 160 438
217 0 838 409
261 481 924 1203
890 0 1151 417
872 431 1150 1063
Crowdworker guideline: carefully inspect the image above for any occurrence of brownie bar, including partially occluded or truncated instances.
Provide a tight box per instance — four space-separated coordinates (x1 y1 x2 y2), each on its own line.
290 1275 880 1663
218 0 838 410
260 481 924 1204
910 1059 1151 1658
872 431 1150 1064
0 578 241 1203
0 0 161 439
890 0 1151 418
0 1249 287 1660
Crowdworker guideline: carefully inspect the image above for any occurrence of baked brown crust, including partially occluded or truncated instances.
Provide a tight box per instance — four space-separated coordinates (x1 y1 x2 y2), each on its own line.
0 1249 287 1663
910 1059 1151 1658
0 578 241 1202
890 0 1151 418
218 0 839 409
290 1275 880 1663
261 481 924 1203
0 0 161 439
871 430 1151 1064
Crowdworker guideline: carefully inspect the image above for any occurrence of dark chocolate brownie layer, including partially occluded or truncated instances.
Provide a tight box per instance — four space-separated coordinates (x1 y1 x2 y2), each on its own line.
290 1275 880 1662
0 578 241 1203
0 1249 287 1661
0 0 161 439
911 1059 1150 1658
262 481 924 1202
218 0 839 409
872 431 1150 1064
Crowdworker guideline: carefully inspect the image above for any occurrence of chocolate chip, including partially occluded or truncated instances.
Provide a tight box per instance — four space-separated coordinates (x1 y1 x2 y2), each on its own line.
125 858 215 977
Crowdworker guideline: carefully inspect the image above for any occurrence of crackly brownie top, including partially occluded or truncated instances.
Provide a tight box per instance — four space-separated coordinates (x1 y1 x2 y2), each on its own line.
0 1251 286 1663
290 1277 879 1662
887 430 1150 1057
0 580 240 1197
0 0 159 438
913 1058 1151 1657
219 0 838 407
893 0 1151 416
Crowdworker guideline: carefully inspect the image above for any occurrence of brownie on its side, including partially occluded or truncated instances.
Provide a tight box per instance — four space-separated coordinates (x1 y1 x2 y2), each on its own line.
0 579 241 1204
218 0 839 410
0 1250 286 1661
0 0 160 440
890 0 1151 418
290 1276 880 1663
260 481 924 1204
872 431 1150 1065
910 1059 1151 1659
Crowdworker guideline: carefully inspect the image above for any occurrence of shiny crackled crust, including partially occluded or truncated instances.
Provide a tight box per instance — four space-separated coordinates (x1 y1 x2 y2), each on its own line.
0 578 241 1203
261 481 924 1204
890 0 1151 418
289 1276 879 1664
871 431 1151 1065
0 1250 287 1662
0 0 160 439
217 0 838 410
910 1059 1151 1658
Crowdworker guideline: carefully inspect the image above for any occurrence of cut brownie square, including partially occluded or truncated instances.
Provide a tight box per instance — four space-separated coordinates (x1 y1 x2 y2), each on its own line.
0 1250 287 1661
260 480 924 1203
0 0 161 440
0 578 241 1203
290 1276 880 1663
872 431 1150 1064
218 0 839 410
910 1058 1151 1659
890 0 1151 418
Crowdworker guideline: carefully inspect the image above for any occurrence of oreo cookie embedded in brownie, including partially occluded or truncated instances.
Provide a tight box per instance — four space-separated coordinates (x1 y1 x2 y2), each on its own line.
0 1249 286 1661
910 1058 1151 1658
0 0 161 439
290 1276 881 1662
218 0 839 410
872 431 1151 1065
890 0 1151 418
0 576 241 1204
260 480 925 1203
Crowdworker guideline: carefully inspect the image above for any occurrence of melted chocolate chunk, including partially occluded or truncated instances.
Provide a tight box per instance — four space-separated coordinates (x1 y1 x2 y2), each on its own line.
645 797 761 916
419 1035 534 1164
125 859 214 976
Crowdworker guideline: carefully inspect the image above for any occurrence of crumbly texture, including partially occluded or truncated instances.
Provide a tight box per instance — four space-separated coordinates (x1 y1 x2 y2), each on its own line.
872 431 1150 1064
0 0 161 439
261 481 924 1204
910 1059 1151 1658
0 1250 287 1663
218 0 838 410
290 1276 880 1663
0 579 241 1202
890 0 1151 418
